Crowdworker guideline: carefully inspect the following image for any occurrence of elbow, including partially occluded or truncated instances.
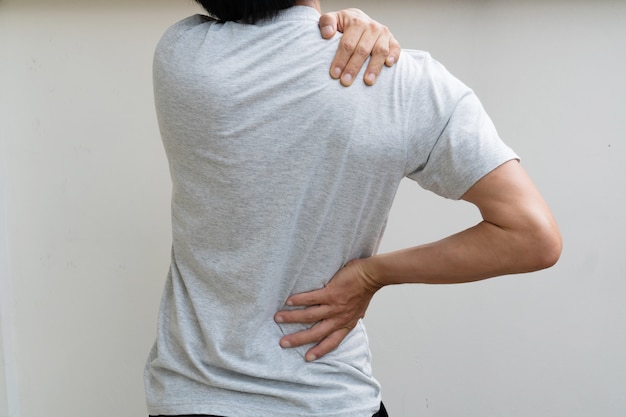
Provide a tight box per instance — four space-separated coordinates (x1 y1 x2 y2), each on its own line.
527 222 562 271
536 233 562 270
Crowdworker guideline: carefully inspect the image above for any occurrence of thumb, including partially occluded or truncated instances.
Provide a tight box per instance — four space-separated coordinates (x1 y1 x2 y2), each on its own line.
319 12 338 39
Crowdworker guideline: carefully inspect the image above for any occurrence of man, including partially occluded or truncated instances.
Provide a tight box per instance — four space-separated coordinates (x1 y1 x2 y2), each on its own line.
145 1 562 417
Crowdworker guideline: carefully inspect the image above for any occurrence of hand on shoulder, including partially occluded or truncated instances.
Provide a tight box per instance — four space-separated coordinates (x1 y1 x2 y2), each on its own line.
319 8 401 86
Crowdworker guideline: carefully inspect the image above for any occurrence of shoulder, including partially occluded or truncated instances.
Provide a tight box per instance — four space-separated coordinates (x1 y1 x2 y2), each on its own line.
156 14 216 51
400 49 465 88
394 49 475 118
401 49 432 64
167 14 216 33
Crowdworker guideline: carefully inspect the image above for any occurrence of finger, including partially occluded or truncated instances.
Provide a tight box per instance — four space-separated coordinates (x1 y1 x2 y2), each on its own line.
318 12 338 39
386 37 401 67
274 304 329 325
284 287 327 307
305 327 353 362
362 33 390 86
327 9 367 80
329 30 362 83
338 26 380 86
279 319 333 349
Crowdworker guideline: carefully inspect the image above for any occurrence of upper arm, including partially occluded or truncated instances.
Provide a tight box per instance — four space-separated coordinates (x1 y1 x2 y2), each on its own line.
461 160 562 268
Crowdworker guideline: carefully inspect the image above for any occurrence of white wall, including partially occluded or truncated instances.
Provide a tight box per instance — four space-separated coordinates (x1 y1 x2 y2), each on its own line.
0 194 11 417
0 2 197 416
1 1 624 416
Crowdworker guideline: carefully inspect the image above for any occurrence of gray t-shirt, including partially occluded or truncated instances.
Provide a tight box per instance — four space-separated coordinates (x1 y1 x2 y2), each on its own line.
144 7 517 417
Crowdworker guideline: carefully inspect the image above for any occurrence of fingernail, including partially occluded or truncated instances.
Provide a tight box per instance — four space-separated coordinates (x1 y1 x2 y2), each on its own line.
365 73 376 85
387 56 395 66
281 340 291 348
332 67 341 79
286 300 293 306
341 73 352 85
275 315 284 323
306 354 317 362
321 26 334 38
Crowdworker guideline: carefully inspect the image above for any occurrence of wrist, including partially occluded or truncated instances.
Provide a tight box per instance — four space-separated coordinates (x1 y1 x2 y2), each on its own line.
350 257 386 294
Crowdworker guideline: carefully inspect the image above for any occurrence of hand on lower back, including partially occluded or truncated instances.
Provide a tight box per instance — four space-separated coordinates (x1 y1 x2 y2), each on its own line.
274 259 382 361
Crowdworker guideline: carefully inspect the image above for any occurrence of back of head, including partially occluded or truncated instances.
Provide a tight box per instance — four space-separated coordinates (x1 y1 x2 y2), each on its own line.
195 0 297 23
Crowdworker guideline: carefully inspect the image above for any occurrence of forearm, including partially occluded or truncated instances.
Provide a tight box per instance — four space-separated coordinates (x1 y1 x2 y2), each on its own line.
359 217 560 289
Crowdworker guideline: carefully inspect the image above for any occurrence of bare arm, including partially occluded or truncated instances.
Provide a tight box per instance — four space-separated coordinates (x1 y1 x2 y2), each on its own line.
364 160 562 285
274 160 562 361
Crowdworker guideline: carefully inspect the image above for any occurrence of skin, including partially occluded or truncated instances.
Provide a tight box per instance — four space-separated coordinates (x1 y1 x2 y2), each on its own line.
275 160 563 361
308 1 401 86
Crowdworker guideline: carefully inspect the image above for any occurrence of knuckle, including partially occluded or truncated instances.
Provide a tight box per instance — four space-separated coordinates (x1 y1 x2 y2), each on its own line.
373 44 390 57
355 44 370 57
308 327 326 342
367 21 381 32
304 311 317 322
341 39 357 53
339 312 354 325
303 296 316 305
352 15 367 27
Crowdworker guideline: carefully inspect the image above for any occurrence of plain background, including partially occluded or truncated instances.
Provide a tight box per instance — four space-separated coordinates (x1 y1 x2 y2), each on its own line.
1 0 625 416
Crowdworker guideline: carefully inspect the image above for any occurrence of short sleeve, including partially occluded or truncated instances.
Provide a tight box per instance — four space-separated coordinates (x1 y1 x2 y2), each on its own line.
404 54 519 200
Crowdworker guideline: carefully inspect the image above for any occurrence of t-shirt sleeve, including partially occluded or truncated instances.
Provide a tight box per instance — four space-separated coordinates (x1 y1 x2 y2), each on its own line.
404 53 519 200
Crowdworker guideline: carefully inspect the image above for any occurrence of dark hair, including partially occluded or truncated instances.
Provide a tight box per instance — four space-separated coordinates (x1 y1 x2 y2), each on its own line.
195 0 297 23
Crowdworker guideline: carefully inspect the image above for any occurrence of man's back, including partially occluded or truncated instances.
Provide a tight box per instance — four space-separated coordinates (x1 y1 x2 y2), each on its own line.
145 6 516 417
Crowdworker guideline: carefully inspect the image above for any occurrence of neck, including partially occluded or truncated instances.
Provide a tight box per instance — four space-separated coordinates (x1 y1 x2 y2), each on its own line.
294 0 321 13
